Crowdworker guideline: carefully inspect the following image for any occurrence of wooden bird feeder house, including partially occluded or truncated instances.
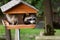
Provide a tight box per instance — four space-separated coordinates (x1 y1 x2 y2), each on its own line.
1 0 38 29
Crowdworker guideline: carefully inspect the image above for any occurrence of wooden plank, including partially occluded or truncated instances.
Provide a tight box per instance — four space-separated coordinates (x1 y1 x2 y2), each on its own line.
3 20 35 29
4 3 37 14
4 13 36 14
6 24 35 29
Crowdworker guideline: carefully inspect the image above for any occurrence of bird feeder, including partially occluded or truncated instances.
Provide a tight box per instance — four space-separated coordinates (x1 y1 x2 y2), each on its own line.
1 0 38 40
1 0 38 29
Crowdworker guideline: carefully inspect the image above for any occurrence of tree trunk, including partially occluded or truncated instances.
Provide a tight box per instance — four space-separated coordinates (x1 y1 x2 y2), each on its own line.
43 0 55 35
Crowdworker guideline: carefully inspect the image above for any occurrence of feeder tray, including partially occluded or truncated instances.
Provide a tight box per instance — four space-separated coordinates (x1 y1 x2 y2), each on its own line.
3 20 35 29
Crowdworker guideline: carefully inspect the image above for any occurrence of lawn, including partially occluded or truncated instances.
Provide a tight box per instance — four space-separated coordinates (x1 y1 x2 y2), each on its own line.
0 25 42 40
0 25 60 40
0 25 41 35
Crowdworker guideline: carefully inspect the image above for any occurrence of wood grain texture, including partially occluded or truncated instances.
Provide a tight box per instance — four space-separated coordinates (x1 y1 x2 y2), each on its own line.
6 24 35 29
4 3 37 14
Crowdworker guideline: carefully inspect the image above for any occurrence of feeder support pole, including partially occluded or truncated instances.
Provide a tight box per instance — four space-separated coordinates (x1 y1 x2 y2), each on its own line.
15 29 20 40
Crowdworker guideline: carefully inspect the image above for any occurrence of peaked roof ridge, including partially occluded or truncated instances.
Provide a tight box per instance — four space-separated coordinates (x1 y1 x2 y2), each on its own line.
0 0 39 12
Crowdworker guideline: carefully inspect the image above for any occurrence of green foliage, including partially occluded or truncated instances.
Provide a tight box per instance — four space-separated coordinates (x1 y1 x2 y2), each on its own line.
0 0 10 6
52 0 60 10
0 2 3 6
24 0 44 17
0 9 4 17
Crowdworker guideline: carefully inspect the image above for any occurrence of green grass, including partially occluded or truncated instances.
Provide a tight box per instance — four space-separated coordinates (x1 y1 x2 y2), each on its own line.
0 25 42 40
0 25 60 36
0 25 60 40
0 25 42 35
55 29 60 36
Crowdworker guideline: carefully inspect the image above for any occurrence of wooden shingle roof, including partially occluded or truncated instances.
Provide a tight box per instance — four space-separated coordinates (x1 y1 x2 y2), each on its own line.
0 0 39 12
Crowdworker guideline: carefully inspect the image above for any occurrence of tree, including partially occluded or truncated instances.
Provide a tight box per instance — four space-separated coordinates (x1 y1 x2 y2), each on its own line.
43 0 55 35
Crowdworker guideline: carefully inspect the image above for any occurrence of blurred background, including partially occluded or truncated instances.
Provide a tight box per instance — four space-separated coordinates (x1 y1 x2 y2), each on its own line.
0 0 60 40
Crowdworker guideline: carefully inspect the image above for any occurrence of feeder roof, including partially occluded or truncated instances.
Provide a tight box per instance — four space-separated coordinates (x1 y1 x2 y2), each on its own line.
0 0 39 12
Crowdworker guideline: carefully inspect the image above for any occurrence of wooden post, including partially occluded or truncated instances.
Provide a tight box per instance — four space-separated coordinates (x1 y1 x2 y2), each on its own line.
2 20 12 40
14 15 23 40
5 26 11 40
15 29 20 40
